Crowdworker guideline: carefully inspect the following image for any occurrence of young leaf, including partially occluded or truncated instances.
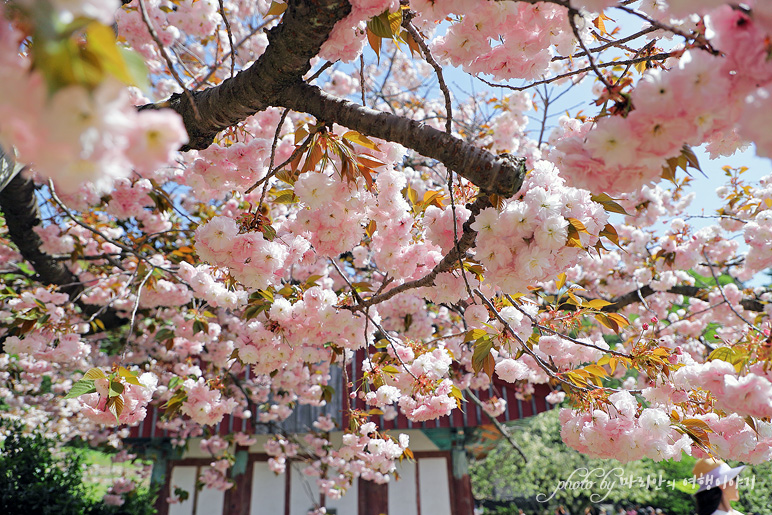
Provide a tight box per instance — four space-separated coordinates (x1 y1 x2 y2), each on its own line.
266 1 288 16
109 381 124 397
591 193 630 216
83 368 107 380
343 131 379 151
366 27 382 62
64 379 96 399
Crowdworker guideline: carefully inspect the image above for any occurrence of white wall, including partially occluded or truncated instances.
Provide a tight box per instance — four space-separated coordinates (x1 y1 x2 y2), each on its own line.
168 466 225 515
288 464 359 515
389 460 418 515
250 461 286 515
418 458 452 515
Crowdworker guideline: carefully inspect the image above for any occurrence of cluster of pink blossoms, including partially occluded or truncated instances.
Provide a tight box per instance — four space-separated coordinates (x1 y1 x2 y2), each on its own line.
550 3 772 194
555 310 772 463
416 0 580 81
319 0 400 62
368 168 442 281
560 394 694 463
195 216 288 290
472 161 608 293
264 416 410 498
289 172 374 257
80 372 158 426
673 360 772 422
0 6 187 193
180 378 239 426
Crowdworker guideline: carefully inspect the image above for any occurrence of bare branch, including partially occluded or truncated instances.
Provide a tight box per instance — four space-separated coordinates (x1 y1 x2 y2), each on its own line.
465 388 527 463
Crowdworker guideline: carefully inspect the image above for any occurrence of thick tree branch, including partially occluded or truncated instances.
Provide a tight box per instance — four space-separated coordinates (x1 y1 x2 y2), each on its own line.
144 0 525 196
603 285 766 313
278 83 527 196
142 0 352 150
2 0 523 333
0 171 126 331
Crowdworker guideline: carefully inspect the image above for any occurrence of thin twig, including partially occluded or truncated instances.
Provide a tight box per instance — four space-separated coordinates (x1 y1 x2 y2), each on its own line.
192 19 274 89
402 18 471 299
329 258 419 380
218 0 236 78
615 5 709 46
342 196 492 311
403 19 453 134
360 55 366 106
256 108 290 212
476 53 670 92
702 250 761 334
137 0 200 119
465 388 527 463
244 113 307 196
48 181 173 273
125 266 154 347
551 26 658 61
504 294 630 358
306 60 336 83
568 8 614 92
474 289 584 392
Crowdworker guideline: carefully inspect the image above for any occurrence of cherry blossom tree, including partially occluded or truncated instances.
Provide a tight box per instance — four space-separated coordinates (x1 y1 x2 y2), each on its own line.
2 0 772 507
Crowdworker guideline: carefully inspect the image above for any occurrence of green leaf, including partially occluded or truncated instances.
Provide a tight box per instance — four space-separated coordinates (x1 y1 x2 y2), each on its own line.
168 376 183 391
108 381 124 397
156 328 175 342
119 47 149 90
64 379 96 399
382 365 400 375
108 395 124 421
85 22 136 86
321 385 335 404
681 145 702 173
273 190 298 204
464 328 488 342
261 224 277 242
366 27 382 62
367 10 402 39
591 193 630 216
83 368 107 380
472 337 495 378
343 131 379 151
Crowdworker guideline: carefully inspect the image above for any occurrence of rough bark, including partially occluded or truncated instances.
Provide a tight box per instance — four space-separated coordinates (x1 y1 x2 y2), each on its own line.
278 83 527 196
142 0 352 150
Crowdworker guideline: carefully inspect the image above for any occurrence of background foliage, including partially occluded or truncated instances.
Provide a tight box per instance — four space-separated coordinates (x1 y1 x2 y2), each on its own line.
470 410 772 515
0 421 157 515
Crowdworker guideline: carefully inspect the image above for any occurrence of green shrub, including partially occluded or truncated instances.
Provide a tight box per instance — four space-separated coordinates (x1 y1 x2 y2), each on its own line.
0 420 90 515
0 420 157 515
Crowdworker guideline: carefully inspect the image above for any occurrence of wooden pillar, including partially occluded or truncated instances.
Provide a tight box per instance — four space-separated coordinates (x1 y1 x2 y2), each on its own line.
358 477 389 515
450 446 474 515
224 449 253 515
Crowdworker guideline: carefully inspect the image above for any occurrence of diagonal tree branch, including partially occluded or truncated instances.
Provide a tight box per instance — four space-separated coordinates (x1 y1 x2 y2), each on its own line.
0 170 126 332
143 0 526 196
141 0 352 150
2 0 527 331
278 83 526 196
